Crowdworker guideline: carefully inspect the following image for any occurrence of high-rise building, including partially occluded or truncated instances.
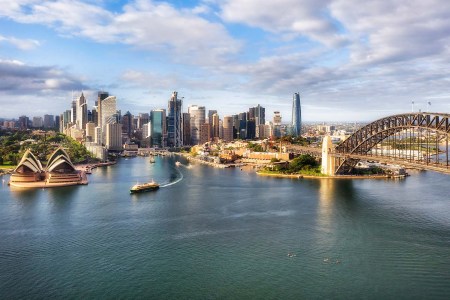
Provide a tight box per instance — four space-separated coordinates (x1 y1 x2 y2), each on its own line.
182 113 191 146
167 91 183 148
238 112 247 139
223 116 234 142
101 96 117 127
76 93 87 131
97 91 109 129
200 123 210 144
188 105 206 145
71 100 77 124
249 104 265 125
105 123 122 151
137 113 149 129
208 110 217 138
85 122 96 142
100 96 117 145
150 109 166 148
44 114 54 128
121 111 133 138
212 113 220 139
292 92 302 136
32 117 43 128
18 116 29 130
273 111 282 138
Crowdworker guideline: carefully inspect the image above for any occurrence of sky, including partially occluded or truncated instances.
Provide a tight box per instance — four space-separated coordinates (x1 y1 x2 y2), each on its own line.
0 0 449 122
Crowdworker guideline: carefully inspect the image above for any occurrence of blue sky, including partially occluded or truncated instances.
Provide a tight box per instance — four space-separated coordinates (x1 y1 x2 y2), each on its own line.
1 0 450 121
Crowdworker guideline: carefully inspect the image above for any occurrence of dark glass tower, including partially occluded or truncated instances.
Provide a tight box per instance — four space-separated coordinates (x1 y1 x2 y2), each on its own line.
292 92 302 136
167 91 183 148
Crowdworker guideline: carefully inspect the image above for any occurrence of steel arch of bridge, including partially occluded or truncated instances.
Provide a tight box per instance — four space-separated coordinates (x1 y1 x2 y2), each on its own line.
334 112 450 174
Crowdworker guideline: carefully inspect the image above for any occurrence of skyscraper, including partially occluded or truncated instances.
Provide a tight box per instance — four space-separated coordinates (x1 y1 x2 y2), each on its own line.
249 104 265 125
167 91 183 148
97 91 109 129
292 92 302 136
182 113 191 146
150 109 166 148
223 116 234 142
121 111 133 138
188 105 206 145
43 114 55 128
208 110 217 139
212 113 220 139
76 92 87 131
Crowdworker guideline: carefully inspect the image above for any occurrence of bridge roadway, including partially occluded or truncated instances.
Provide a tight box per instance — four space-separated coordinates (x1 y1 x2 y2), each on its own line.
285 144 450 174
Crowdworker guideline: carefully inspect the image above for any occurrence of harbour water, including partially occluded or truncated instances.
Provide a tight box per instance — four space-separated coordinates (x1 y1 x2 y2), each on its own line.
1 156 449 299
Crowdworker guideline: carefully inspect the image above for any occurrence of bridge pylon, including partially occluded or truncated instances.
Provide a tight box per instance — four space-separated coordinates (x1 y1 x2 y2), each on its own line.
321 136 336 176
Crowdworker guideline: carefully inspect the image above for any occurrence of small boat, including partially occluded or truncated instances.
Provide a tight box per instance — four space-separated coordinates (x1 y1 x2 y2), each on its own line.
175 161 181 167
130 180 159 193
149 157 155 163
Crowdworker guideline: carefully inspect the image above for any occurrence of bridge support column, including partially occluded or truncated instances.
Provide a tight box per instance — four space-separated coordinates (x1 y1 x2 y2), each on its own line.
321 136 336 176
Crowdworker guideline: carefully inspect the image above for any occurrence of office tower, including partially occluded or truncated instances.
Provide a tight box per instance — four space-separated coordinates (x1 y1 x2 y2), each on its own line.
212 113 220 139
32 117 43 128
97 91 109 128
273 111 282 138
63 110 71 130
91 107 98 126
249 104 265 125
167 91 183 148
101 96 117 127
85 122 96 142
188 105 206 145
70 99 77 124
105 123 122 151
100 96 117 145
121 111 133 138
273 111 282 125
182 113 191 146
223 116 234 142
76 92 87 131
208 110 217 138
200 123 210 144
137 113 149 129
238 112 247 139
232 114 239 139
18 116 29 130
43 114 55 128
54 115 60 132
150 109 166 148
292 92 302 136
246 119 255 139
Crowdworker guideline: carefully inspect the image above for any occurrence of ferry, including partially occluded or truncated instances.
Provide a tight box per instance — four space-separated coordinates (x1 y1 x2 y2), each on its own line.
130 180 159 193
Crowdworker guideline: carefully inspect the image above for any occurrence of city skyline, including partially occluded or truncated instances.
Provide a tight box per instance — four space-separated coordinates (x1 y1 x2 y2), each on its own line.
1 1 450 121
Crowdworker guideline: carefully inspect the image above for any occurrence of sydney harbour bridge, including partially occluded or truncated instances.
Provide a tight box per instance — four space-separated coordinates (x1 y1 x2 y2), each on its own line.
290 112 450 176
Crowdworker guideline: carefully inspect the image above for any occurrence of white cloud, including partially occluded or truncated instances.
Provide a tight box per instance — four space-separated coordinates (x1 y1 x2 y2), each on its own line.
0 35 40 50
0 59 88 93
0 0 241 64
220 0 347 47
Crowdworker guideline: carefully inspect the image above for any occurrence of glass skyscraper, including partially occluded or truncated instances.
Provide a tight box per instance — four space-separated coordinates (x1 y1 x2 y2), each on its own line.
150 109 166 148
292 92 302 136
167 91 183 148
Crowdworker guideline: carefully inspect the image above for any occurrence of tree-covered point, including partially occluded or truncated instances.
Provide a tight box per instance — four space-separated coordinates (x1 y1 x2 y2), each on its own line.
0 130 97 165
264 154 322 175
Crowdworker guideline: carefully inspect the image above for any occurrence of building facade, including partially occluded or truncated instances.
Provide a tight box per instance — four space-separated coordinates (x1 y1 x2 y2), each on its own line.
292 92 302 136
188 105 206 145
167 91 183 148
150 109 166 148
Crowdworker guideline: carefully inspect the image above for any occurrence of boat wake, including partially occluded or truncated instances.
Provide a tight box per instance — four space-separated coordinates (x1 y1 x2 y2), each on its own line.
160 167 184 188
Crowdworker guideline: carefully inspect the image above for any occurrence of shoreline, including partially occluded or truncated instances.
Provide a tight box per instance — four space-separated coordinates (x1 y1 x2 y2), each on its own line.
256 171 406 180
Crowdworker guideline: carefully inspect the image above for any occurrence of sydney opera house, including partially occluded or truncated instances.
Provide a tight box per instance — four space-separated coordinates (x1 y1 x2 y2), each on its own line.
9 147 87 188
